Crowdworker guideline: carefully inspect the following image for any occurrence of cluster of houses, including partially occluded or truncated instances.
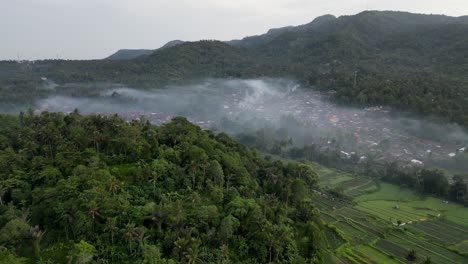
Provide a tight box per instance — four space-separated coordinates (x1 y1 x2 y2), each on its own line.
34 84 466 168
217 87 467 166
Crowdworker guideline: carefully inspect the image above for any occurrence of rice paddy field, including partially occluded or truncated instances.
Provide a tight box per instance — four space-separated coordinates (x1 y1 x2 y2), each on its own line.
311 163 468 264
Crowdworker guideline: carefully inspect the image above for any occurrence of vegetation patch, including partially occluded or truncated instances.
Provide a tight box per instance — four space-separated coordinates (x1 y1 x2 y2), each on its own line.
374 239 408 259
354 183 418 202
452 240 468 254
324 226 347 250
407 220 468 246
353 245 400 264
388 233 468 263
315 165 468 263
319 171 354 188
0 113 326 263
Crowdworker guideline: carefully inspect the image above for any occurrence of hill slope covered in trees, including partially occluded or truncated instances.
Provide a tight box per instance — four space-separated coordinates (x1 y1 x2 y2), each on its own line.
0 113 324 263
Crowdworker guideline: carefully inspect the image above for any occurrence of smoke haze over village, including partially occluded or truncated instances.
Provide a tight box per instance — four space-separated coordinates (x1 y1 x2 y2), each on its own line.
33 79 468 172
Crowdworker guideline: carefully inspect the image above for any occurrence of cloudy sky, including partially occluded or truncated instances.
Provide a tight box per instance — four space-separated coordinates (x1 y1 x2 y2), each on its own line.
2 0 467 60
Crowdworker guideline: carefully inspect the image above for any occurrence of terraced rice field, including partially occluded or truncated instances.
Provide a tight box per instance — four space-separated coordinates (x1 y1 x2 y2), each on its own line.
313 193 348 210
354 183 418 202
339 176 370 190
314 166 468 263
324 226 347 250
374 239 408 259
356 200 436 222
452 240 468 253
319 171 354 188
406 219 468 246
352 245 401 264
409 198 468 226
316 165 381 198
321 212 339 223
333 220 375 244
346 180 378 197
387 233 468 263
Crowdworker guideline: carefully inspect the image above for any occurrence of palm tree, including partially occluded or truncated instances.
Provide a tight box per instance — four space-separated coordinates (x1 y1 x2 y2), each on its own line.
184 244 204 264
219 244 230 264
123 223 146 255
108 180 121 195
174 237 190 261
266 224 290 263
92 130 101 155
149 171 159 198
188 160 200 190
123 223 138 250
168 201 186 230
59 211 74 239
260 194 277 218
144 203 168 232
30 225 46 258
0 184 5 206
225 173 234 191
87 200 100 232
198 158 209 188
103 218 118 244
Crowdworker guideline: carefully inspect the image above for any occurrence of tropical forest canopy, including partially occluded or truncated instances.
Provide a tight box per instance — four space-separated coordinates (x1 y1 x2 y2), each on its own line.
0 112 324 263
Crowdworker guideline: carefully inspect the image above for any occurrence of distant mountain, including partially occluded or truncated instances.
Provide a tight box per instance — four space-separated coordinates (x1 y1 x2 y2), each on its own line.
227 14 337 47
105 40 185 60
231 11 468 53
3 11 468 127
105 49 154 60
160 40 185 49
226 11 468 56
228 11 468 83
227 25 296 47
139 40 255 84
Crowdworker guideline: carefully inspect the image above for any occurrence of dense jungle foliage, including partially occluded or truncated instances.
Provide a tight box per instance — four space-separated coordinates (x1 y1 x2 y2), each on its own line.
0 112 325 263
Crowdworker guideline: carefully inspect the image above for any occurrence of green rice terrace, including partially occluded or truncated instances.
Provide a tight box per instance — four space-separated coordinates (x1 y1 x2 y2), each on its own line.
313 164 468 264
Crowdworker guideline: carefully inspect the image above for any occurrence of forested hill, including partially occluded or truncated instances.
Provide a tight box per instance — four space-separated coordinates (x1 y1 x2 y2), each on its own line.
105 40 185 60
0 113 324 263
2 11 468 126
105 49 154 60
231 11 468 125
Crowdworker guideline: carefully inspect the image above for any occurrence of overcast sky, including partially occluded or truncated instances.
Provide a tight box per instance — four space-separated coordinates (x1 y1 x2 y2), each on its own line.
2 0 467 60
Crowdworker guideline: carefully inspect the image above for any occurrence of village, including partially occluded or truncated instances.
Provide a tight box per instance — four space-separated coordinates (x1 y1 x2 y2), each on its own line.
212 86 467 166
35 83 467 167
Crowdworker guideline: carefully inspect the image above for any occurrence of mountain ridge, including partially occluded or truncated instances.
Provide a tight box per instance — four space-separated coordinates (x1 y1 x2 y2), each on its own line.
105 49 154 60
2 10 468 127
105 40 186 60
106 11 468 60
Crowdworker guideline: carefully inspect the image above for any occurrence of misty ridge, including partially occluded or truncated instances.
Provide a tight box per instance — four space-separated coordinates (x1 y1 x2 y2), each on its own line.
34 78 468 168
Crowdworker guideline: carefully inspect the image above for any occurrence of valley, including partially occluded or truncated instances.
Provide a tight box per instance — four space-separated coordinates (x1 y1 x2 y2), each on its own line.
34 79 468 173
2 7 468 263
28 79 468 263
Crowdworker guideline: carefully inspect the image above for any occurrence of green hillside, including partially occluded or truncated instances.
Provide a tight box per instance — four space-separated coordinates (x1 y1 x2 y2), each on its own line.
0 113 324 263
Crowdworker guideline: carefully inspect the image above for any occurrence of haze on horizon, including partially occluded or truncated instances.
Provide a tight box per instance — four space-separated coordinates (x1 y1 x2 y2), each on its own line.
2 0 468 60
